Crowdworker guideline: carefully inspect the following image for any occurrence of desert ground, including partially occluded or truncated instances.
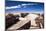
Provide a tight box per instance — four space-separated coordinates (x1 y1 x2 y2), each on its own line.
5 13 44 31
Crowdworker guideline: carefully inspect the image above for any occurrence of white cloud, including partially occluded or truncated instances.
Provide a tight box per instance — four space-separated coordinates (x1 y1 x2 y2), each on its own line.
6 5 21 9
22 4 31 6
22 4 36 6
6 3 37 9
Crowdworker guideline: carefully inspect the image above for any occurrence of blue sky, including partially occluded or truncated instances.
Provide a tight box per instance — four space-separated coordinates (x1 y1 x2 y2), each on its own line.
5 1 44 14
